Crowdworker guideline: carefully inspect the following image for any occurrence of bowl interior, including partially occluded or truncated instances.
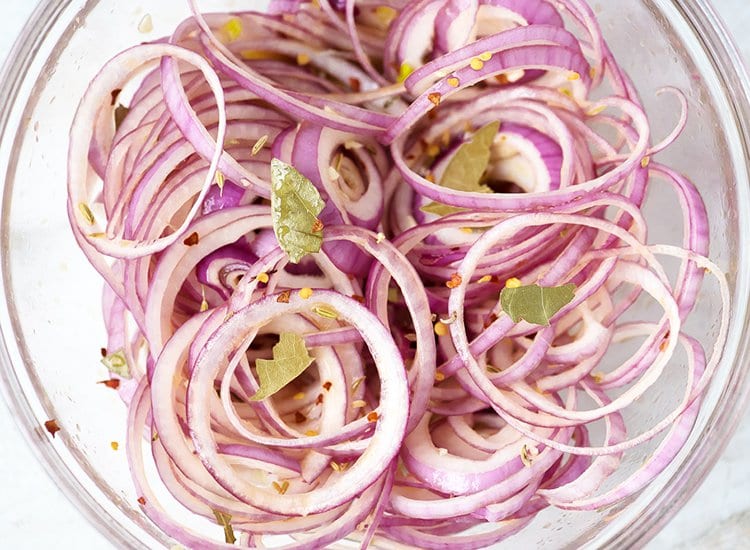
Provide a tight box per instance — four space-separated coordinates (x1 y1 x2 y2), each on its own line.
0 0 748 548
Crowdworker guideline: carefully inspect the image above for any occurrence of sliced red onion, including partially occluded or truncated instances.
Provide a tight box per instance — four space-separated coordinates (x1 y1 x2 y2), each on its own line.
68 0 729 546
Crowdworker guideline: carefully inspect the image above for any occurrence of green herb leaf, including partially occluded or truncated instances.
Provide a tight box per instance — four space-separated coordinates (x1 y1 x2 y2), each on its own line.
251 333 315 401
270 158 326 263
101 349 130 379
500 283 576 326
212 509 236 545
419 202 466 216
440 120 500 192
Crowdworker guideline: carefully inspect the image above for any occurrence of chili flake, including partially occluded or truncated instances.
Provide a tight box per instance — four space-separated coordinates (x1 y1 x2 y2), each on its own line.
183 232 199 246
311 218 325 233
79 203 95 225
222 18 243 42
446 273 463 289
252 134 268 155
98 379 121 390
296 53 311 66
397 62 414 82
504 277 522 289
44 420 61 438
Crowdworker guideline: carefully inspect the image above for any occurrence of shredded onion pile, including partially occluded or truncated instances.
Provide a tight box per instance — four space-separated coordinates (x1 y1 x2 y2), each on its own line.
67 0 730 548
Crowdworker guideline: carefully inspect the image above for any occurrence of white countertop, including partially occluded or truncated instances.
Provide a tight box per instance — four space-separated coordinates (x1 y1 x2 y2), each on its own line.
1 1 749 548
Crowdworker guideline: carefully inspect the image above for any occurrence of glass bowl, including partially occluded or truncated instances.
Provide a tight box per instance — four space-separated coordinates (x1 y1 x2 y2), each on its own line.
1 0 749 548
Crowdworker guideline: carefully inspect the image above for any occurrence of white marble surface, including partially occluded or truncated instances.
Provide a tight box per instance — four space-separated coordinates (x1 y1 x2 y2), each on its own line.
1 1 749 549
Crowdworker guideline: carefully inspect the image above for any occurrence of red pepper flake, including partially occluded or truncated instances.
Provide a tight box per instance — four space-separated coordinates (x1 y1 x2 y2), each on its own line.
659 330 671 352
311 218 324 233
446 273 463 289
351 294 366 304
483 313 499 329
183 232 200 246
367 411 379 422
349 77 361 92
427 92 441 106
44 420 61 438
322 381 332 391
276 290 291 303
294 411 307 423
496 74 510 85
426 143 440 157
114 105 129 131
137 496 146 506
351 376 365 393
98 379 121 390
110 89 121 106
100 347 108 358
316 393 324 405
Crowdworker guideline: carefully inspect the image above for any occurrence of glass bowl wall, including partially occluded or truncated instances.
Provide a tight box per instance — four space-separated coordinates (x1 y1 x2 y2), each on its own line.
1 0 749 548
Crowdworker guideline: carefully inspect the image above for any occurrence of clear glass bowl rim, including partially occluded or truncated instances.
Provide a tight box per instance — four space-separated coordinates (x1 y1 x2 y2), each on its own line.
1 0 749 548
